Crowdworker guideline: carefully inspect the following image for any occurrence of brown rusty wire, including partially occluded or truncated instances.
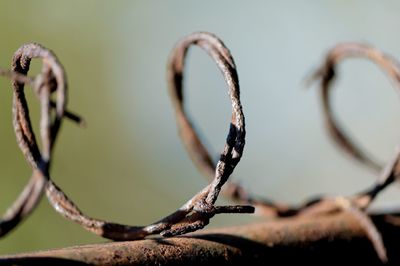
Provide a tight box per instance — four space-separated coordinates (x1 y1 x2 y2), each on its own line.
165 34 376 220
0 43 85 237
167 32 303 217
307 44 400 259
47 31 253 239
0 43 68 237
296 42 400 262
1 34 253 241
307 42 400 204
307 43 400 173
166 34 364 219
1 36 399 261
169 38 400 262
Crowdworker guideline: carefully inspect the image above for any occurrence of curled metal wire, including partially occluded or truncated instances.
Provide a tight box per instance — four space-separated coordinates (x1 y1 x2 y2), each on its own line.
167 32 302 217
170 40 400 262
308 43 400 173
1 36 398 261
47 31 253 239
308 43 400 203
1 33 253 241
167 36 370 219
302 42 400 262
0 43 68 237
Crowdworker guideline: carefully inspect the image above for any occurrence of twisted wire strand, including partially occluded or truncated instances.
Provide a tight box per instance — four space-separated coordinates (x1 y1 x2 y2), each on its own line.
167 32 302 217
0 43 67 237
169 39 400 262
308 43 400 173
46 32 253 240
0 34 253 241
1 37 398 260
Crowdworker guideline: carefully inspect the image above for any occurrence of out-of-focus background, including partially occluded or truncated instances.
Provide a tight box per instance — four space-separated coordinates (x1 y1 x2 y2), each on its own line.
1 1 400 254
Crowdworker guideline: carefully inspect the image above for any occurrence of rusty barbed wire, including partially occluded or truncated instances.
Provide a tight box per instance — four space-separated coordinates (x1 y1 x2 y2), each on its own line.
1 35 400 262
0 43 87 237
307 44 400 260
307 43 400 204
0 33 253 241
0 43 70 237
280 42 400 262
167 32 304 217
169 39 400 262
307 43 400 173
45 31 254 240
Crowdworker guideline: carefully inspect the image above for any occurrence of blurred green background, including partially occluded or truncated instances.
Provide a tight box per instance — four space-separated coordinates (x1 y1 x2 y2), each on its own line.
1 0 400 254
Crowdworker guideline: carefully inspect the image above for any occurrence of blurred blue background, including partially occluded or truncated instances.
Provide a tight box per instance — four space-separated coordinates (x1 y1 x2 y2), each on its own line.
1 0 400 254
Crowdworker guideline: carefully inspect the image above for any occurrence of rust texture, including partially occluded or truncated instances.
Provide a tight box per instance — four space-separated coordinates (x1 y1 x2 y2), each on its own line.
1 212 399 265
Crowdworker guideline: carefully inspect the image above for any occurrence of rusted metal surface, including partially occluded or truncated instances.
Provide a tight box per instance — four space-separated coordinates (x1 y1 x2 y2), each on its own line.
2 212 400 265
